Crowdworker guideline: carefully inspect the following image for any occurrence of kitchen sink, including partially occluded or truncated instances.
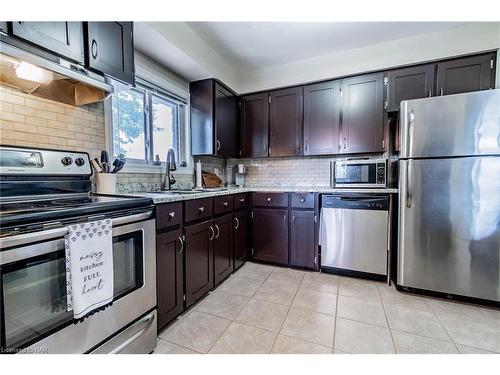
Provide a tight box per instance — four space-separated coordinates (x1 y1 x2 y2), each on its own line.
147 190 201 195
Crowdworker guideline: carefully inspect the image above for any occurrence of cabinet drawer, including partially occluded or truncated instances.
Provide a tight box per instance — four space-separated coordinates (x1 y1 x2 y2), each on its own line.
184 198 213 223
214 195 234 215
233 193 249 210
290 193 315 209
252 192 288 208
156 202 183 230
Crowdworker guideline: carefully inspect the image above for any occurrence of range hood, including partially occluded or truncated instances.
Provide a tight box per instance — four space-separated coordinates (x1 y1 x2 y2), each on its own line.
0 38 113 106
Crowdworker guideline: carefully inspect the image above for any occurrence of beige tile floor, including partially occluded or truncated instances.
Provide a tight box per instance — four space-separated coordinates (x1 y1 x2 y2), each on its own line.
155 262 500 354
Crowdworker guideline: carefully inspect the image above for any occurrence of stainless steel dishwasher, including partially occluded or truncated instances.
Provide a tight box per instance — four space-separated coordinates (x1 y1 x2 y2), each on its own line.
319 194 390 278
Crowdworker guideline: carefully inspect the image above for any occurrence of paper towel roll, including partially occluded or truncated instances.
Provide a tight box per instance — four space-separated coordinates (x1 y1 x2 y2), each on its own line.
196 160 202 188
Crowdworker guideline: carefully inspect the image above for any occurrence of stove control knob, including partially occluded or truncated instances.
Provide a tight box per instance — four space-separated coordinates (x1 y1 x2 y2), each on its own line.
61 156 73 166
75 157 85 166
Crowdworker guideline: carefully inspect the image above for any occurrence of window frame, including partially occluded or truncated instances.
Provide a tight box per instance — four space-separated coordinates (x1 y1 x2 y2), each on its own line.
105 79 192 175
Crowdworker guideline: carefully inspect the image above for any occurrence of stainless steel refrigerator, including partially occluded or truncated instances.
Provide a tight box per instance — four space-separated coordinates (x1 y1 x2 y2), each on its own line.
398 89 500 303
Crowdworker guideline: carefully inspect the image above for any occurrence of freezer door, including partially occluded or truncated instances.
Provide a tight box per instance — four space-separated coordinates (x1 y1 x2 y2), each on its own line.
398 158 500 301
400 89 500 159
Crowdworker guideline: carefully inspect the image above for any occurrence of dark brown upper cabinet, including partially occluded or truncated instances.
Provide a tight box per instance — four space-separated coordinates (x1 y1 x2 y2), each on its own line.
386 64 435 112
240 92 269 158
289 210 317 270
9 22 84 63
190 79 238 157
213 214 234 286
184 220 214 307
303 80 341 155
156 228 184 331
252 208 289 265
340 72 385 154
269 87 303 157
436 53 495 96
233 210 249 270
85 22 134 85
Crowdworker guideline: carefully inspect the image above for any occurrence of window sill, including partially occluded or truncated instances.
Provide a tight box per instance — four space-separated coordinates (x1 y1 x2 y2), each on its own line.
120 163 194 175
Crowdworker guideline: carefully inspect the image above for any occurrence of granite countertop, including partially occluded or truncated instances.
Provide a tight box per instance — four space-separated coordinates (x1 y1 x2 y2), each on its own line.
126 186 398 204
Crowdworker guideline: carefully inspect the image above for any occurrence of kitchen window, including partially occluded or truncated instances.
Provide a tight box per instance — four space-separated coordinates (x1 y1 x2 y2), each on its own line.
106 78 189 170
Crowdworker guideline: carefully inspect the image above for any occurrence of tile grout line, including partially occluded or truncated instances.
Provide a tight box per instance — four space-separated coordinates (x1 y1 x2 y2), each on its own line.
158 337 204 354
331 281 340 353
424 301 460 353
377 284 398 354
205 263 276 354
269 272 305 354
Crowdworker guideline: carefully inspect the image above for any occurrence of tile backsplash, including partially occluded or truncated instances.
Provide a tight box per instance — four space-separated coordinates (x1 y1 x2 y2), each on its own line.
0 85 105 159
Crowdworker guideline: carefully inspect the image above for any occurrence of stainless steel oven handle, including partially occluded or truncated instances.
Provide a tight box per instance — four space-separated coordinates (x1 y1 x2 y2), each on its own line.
109 311 155 354
0 210 153 250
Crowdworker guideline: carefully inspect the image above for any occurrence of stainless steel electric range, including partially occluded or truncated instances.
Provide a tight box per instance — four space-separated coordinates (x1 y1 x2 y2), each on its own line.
0 145 157 354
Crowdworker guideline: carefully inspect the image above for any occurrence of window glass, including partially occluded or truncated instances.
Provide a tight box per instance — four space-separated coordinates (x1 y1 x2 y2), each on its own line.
112 87 146 160
151 95 178 162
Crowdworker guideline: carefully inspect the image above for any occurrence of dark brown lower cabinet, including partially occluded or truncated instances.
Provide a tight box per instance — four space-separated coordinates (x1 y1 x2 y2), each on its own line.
290 210 317 270
213 214 233 286
156 228 184 331
233 210 249 269
252 208 289 265
184 220 214 307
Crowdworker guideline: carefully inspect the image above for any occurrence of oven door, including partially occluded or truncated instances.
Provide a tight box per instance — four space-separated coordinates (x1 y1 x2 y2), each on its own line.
0 213 156 353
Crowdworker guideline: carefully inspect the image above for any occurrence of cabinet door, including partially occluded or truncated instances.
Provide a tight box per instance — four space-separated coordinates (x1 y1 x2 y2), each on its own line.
340 73 384 154
240 93 269 157
184 220 214 307
86 22 134 85
215 83 238 157
252 209 288 265
290 210 317 270
387 64 435 111
233 210 249 270
436 54 494 96
156 229 184 331
303 80 341 155
213 214 234 285
10 22 84 63
269 87 303 157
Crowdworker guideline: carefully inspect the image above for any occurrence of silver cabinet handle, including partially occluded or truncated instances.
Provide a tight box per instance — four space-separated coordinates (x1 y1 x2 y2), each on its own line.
283 215 287 222
239 198 245 203
427 89 432 97
292 215 295 223
209 226 215 240
198 206 204 213
168 211 175 219
223 202 228 207
406 160 413 208
267 197 272 202
216 139 221 151
214 224 220 239
234 217 240 229
300 197 305 203
178 236 184 254
440 88 444 96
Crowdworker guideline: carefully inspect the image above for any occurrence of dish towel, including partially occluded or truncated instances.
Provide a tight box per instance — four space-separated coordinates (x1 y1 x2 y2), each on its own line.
65 219 114 320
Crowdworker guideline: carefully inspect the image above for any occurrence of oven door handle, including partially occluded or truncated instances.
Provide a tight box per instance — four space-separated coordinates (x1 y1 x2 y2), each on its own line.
0 210 153 250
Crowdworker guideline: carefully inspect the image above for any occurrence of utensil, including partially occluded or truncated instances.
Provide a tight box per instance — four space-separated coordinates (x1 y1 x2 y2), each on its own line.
111 159 126 173
91 158 102 174
100 150 109 173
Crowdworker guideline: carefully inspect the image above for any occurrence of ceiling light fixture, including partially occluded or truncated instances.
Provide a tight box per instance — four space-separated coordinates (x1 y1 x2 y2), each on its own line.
15 61 53 84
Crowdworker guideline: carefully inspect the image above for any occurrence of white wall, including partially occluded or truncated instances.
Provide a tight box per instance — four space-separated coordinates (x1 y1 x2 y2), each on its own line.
237 23 500 94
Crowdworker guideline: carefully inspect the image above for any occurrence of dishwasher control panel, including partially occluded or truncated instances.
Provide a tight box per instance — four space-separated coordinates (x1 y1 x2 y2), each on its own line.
322 194 389 211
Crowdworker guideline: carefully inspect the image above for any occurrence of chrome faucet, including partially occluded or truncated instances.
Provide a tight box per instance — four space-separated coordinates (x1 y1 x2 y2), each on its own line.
163 149 177 190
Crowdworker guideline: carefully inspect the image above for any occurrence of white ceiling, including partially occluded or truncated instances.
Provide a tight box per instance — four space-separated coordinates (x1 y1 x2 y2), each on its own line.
186 22 468 71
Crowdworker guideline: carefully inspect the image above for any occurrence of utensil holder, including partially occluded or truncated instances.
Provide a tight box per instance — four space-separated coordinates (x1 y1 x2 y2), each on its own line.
96 173 117 194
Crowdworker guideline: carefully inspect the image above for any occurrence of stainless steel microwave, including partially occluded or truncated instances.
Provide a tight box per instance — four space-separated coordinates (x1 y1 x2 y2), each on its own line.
332 159 389 188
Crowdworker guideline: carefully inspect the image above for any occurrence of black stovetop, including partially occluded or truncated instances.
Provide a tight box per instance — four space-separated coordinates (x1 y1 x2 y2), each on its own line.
0 194 154 229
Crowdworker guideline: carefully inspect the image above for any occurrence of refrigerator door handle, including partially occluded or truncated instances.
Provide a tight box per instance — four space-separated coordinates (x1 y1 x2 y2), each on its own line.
407 109 415 158
406 160 413 208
